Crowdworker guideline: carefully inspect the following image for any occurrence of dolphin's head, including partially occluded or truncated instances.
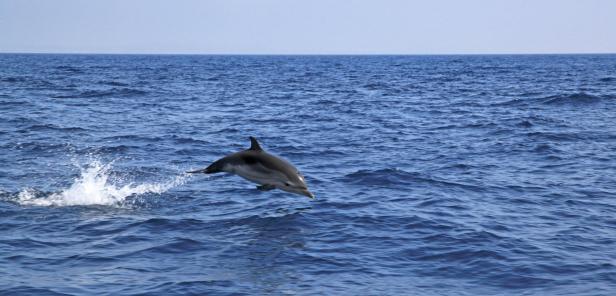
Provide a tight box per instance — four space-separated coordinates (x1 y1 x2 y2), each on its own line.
278 172 314 199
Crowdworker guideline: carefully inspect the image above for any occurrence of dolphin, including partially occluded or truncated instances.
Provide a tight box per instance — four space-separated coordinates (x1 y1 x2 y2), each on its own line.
188 137 314 198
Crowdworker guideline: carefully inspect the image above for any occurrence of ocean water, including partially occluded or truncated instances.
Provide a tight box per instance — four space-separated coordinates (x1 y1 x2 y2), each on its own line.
1 54 615 295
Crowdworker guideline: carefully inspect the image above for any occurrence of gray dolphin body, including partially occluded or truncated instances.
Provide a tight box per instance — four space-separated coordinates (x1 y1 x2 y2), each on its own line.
189 137 314 198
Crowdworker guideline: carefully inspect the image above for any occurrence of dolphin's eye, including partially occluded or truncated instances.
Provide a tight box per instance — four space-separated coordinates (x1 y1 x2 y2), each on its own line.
285 182 290 187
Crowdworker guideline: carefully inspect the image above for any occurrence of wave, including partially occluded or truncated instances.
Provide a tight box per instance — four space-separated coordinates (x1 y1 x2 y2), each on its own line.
0 287 67 296
524 131 584 141
82 145 140 154
97 80 129 87
54 65 84 73
492 98 529 107
494 92 613 107
1 76 29 83
129 238 203 254
541 92 606 105
101 134 163 142
9 142 73 153
362 82 389 90
515 120 533 128
14 161 189 207
23 124 88 132
338 168 420 187
52 88 147 99
170 135 209 145
0 100 32 107
532 143 560 153
338 168 481 191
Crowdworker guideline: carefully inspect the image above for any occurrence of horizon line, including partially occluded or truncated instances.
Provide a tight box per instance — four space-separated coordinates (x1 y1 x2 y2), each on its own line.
1 51 615 56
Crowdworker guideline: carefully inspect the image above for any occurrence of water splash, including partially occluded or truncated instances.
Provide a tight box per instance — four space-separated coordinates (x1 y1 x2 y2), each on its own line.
16 161 189 207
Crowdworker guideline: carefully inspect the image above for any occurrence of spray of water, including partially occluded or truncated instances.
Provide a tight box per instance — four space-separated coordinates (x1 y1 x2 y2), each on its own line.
16 161 189 207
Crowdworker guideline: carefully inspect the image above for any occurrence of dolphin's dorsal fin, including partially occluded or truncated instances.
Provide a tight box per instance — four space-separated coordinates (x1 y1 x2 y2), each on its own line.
249 136 263 151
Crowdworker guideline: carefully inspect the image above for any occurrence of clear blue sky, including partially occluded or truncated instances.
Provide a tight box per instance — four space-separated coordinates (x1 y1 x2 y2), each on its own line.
1 0 614 54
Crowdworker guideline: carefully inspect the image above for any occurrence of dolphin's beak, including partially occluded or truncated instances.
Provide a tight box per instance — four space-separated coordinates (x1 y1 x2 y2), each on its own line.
302 190 315 199
282 185 315 199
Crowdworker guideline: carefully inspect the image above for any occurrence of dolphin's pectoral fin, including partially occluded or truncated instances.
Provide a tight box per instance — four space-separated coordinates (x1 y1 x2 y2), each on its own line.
257 184 276 191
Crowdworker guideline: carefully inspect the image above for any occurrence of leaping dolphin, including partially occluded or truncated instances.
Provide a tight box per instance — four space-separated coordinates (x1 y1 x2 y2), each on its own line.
188 137 314 198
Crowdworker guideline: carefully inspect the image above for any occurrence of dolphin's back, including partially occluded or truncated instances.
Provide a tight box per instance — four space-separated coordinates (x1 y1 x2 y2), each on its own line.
206 150 298 179
240 151 299 179
202 150 273 174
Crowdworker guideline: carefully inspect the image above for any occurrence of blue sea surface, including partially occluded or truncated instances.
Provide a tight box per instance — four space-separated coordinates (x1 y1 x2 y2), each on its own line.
1 54 615 295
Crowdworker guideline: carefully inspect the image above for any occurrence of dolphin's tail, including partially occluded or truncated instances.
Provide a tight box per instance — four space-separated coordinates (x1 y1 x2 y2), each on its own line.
187 160 224 174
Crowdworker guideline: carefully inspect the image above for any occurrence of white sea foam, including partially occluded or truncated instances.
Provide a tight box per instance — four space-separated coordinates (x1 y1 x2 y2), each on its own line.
17 161 189 207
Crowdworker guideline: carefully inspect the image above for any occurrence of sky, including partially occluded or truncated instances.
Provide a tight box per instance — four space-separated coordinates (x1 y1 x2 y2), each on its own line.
0 0 615 54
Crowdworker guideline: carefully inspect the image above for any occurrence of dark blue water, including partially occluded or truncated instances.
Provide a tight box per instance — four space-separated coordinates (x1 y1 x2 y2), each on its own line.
1 54 616 295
